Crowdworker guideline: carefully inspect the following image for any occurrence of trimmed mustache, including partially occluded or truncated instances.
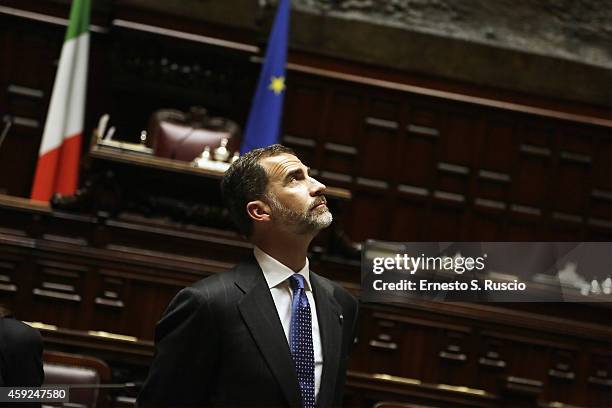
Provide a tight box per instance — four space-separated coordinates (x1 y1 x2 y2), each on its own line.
310 197 327 210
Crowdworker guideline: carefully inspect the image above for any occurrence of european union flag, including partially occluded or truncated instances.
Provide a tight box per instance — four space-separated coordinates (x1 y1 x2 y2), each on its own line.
240 0 291 154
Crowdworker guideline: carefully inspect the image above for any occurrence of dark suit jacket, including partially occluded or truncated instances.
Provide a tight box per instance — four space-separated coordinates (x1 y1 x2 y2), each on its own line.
0 317 44 408
138 256 359 407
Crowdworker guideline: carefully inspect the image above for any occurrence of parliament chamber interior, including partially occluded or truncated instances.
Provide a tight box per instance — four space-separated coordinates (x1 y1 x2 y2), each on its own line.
0 0 611 407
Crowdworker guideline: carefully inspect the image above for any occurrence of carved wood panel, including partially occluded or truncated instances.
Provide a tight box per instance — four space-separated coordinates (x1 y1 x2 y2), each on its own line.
281 69 611 242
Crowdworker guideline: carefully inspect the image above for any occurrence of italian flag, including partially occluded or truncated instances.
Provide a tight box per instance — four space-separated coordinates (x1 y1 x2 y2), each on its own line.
31 0 90 202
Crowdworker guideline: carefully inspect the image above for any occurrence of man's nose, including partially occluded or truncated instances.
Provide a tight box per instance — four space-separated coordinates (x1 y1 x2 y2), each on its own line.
309 176 326 196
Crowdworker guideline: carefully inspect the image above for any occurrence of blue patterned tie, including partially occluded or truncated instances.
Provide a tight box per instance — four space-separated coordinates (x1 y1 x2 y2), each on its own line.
289 273 315 408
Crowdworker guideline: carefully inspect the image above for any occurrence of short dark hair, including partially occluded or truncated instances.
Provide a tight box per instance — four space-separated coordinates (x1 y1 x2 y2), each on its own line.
221 144 295 236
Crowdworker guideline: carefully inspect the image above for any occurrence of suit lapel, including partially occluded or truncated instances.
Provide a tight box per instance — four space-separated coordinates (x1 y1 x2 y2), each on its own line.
235 260 301 407
310 272 342 408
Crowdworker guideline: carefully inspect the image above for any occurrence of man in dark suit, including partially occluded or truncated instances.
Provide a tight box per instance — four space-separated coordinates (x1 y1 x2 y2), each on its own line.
0 307 45 408
138 144 359 407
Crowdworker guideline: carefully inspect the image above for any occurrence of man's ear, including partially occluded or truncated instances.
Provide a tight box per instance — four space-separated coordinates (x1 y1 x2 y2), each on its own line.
246 200 271 223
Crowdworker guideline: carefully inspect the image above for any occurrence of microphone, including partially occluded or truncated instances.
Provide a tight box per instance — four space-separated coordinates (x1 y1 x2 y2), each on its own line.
0 115 13 150
59 382 141 390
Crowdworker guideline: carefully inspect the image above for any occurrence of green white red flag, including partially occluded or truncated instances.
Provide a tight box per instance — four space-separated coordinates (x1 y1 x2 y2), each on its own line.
31 0 90 201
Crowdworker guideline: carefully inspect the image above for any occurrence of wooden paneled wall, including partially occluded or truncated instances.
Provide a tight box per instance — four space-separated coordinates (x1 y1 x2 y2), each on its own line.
349 304 611 407
0 17 62 197
281 72 612 242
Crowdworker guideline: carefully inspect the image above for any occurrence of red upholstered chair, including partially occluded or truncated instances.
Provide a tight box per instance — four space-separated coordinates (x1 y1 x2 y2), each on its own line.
148 107 240 162
43 350 111 408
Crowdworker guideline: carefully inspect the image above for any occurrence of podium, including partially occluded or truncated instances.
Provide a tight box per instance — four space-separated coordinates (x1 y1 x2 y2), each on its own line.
50 134 359 261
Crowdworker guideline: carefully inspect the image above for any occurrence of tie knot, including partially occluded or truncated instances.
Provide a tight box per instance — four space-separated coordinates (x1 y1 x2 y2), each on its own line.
289 273 305 291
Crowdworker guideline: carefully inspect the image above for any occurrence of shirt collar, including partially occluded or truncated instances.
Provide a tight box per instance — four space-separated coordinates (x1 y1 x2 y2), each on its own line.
253 246 311 291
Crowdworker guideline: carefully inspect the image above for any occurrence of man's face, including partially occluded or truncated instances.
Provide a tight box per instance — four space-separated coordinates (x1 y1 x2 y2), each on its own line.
259 153 332 235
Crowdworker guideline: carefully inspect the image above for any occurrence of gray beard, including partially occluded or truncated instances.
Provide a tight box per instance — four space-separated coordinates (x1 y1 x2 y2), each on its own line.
267 195 333 235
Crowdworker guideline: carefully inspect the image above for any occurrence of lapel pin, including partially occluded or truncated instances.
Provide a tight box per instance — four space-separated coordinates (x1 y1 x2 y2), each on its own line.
339 314 344 324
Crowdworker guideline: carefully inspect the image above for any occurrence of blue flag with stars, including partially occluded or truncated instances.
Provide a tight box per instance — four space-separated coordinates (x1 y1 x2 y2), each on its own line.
240 0 291 154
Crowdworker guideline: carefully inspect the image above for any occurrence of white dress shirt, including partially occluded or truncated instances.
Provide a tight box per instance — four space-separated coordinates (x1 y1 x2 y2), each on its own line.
253 246 323 401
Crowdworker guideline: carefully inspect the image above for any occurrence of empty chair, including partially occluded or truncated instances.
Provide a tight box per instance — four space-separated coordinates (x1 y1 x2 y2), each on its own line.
43 350 111 408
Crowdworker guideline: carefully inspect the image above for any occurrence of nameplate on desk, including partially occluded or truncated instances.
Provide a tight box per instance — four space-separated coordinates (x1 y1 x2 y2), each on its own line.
98 139 153 154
